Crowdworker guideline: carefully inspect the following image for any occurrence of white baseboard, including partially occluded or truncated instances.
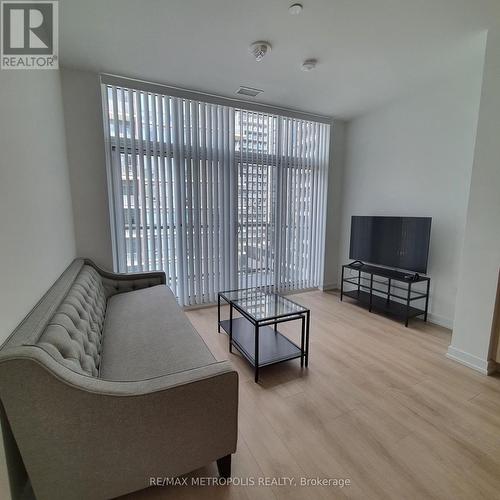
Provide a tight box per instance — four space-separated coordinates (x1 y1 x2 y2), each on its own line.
320 282 338 291
446 346 496 375
426 312 453 330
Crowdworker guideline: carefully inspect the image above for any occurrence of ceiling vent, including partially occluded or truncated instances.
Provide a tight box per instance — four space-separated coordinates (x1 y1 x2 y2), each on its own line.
236 86 264 97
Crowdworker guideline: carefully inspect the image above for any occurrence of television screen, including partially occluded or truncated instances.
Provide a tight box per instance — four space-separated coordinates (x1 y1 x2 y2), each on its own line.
349 216 432 273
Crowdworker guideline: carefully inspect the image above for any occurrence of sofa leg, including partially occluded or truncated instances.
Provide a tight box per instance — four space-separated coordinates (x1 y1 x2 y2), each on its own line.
216 454 232 478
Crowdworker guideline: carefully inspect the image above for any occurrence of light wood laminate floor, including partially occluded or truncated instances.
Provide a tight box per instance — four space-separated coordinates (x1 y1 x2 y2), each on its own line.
122 290 500 500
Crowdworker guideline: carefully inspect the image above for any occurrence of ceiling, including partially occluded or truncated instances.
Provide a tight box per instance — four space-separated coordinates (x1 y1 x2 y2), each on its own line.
59 0 498 119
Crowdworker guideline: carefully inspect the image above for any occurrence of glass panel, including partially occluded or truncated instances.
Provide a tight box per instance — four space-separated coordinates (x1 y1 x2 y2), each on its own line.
236 110 277 290
220 288 307 320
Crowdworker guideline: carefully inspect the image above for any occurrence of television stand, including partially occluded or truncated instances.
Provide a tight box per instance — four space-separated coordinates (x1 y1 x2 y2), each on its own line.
349 260 364 267
404 272 420 281
340 263 430 327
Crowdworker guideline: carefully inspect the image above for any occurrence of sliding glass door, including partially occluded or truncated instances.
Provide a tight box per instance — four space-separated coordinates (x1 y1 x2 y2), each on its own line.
102 79 330 306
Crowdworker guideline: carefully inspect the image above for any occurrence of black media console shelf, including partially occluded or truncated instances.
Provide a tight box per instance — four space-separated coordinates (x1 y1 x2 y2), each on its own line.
340 263 430 327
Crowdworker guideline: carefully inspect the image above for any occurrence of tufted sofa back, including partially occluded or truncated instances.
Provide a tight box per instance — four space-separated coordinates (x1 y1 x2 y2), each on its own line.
37 265 107 377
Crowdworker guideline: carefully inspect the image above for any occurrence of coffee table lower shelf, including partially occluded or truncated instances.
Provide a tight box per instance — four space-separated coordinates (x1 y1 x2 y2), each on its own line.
219 318 302 368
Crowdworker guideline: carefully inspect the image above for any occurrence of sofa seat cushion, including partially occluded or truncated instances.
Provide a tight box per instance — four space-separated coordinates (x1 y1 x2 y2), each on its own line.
99 285 216 381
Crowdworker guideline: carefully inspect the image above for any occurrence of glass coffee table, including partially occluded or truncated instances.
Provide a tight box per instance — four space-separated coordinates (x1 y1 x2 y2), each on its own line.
218 288 310 383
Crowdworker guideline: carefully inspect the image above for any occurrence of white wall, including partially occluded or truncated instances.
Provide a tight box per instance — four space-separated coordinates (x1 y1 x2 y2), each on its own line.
448 27 500 373
337 34 486 328
0 71 76 341
61 68 113 269
0 70 76 499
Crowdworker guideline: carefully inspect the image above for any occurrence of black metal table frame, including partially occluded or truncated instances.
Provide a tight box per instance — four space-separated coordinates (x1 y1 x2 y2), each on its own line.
218 290 310 383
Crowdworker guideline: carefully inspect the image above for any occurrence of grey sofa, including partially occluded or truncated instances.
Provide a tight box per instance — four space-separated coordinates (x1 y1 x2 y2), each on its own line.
0 259 238 500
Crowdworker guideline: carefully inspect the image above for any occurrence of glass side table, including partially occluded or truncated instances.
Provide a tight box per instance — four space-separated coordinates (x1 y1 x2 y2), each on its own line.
218 288 310 383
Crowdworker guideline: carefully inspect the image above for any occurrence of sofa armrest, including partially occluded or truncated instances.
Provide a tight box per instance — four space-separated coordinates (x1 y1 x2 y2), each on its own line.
84 258 167 296
0 351 238 500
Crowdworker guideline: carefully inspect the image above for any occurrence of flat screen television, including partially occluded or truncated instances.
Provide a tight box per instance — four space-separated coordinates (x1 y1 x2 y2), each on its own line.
349 216 432 274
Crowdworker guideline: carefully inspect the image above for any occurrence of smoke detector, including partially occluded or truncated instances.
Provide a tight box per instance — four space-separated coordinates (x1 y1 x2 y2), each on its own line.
288 3 303 15
249 41 272 62
301 58 318 71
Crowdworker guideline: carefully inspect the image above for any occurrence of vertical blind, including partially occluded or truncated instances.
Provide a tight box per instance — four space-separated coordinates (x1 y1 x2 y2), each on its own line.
102 80 330 306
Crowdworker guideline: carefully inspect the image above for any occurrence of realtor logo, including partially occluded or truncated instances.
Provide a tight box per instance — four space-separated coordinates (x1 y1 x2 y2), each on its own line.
1 1 58 69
